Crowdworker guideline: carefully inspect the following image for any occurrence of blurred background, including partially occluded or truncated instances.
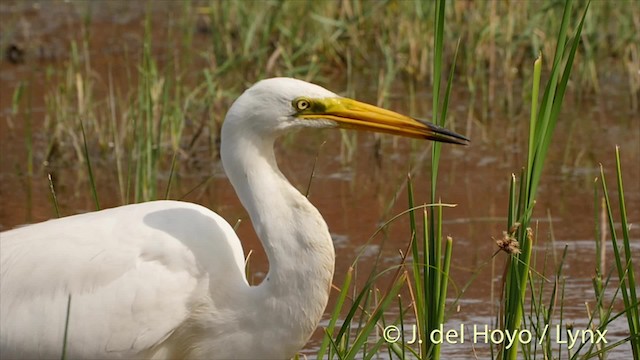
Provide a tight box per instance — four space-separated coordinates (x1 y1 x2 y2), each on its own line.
1 1 638 357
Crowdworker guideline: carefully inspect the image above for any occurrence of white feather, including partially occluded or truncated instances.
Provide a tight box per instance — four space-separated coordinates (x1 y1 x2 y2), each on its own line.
1 201 248 358
1 78 338 359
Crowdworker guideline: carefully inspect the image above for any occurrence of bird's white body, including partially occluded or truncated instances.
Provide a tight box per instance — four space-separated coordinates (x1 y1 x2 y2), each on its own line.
0 77 466 359
1 198 332 359
1 79 338 359
3 201 241 358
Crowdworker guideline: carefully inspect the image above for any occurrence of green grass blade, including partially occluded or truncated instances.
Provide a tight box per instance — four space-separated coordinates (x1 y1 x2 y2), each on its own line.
47 174 61 218
406 175 426 356
612 147 639 357
164 149 178 200
599 160 639 359
434 236 453 357
526 55 542 188
317 267 354 360
60 294 71 360
345 273 407 360
79 120 100 210
614 147 638 339
507 174 517 229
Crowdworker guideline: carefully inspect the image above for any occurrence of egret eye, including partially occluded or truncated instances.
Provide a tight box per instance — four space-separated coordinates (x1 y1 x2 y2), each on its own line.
294 98 311 111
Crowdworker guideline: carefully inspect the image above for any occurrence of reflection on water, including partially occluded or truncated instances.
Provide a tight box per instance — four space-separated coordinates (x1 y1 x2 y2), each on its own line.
1 2 638 358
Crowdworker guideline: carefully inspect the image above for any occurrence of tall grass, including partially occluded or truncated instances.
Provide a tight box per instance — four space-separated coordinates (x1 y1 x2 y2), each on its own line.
316 0 640 359
0 0 628 223
599 148 639 359
409 0 459 359
16 1 636 183
318 1 460 359
2 1 638 359
499 1 589 359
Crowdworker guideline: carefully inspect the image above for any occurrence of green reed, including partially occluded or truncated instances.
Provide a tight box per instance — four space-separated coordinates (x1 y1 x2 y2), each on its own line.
316 203 455 360
4 1 637 358
500 1 589 358
599 148 639 359
30 1 638 207
411 0 458 358
317 1 459 358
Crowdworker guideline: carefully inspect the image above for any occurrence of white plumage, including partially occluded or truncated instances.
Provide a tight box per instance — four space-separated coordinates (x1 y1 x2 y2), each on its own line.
0 78 467 359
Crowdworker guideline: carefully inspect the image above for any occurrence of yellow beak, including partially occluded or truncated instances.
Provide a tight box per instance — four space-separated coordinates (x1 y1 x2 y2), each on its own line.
299 98 469 145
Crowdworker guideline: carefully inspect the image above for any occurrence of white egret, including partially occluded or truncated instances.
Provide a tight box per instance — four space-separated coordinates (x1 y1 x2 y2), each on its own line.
0 77 468 359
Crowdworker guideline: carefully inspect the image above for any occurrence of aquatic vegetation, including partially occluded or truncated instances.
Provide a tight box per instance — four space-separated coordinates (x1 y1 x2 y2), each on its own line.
1 1 638 358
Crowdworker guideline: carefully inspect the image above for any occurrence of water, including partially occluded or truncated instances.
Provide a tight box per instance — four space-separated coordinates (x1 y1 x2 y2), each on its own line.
1 2 638 358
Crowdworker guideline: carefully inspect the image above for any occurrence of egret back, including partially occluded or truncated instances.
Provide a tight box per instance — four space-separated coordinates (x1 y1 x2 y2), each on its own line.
0 200 247 359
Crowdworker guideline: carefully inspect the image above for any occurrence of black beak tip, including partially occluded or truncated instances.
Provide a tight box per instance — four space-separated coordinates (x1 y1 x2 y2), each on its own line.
415 117 470 145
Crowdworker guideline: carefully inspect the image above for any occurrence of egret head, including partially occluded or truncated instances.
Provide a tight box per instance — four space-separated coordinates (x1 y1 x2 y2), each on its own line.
223 77 469 144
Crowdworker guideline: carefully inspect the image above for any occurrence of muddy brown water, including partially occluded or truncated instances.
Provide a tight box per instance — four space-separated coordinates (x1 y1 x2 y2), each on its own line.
1 2 638 358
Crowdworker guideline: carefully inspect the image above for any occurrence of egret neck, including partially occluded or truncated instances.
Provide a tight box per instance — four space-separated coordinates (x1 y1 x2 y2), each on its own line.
221 125 335 351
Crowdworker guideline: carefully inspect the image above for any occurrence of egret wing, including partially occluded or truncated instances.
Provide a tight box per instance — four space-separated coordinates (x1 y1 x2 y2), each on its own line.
0 200 248 359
